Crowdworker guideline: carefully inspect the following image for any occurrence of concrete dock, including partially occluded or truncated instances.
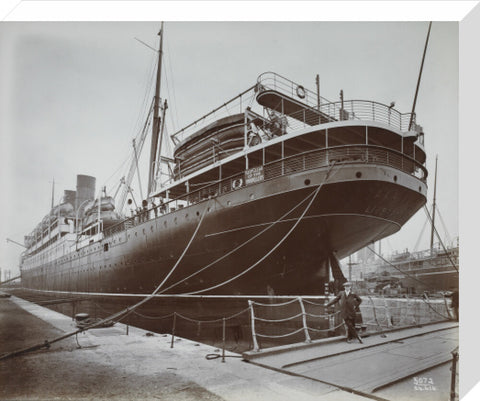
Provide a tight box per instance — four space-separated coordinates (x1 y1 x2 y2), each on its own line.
1 295 372 401
0 295 458 401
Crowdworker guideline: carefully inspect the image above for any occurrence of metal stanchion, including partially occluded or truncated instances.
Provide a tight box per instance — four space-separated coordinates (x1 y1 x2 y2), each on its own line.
72 301 76 321
298 297 311 343
450 348 459 401
170 312 176 348
125 307 130 335
222 318 226 363
248 301 259 352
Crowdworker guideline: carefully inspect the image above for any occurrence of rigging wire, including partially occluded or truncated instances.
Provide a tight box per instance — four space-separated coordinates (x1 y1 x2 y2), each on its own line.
413 214 429 252
422 205 458 272
366 244 455 291
435 207 452 247
101 151 134 192
165 39 180 132
131 49 158 140
101 46 158 198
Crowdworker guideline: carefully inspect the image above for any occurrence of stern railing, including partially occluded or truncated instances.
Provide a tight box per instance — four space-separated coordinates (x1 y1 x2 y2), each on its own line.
257 72 418 133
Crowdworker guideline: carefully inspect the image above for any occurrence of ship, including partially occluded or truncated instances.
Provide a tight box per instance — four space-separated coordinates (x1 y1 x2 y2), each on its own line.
19 26 428 302
356 242 459 295
350 155 458 296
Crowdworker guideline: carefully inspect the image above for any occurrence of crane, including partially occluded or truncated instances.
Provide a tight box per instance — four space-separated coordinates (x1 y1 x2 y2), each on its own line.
115 99 154 215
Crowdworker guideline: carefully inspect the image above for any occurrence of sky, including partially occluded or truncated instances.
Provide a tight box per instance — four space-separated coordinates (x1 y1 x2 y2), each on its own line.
0 1 478 398
0 20 459 277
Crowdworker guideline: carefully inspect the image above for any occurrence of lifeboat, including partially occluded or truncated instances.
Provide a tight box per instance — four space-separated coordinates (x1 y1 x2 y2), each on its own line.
83 196 122 228
174 113 246 178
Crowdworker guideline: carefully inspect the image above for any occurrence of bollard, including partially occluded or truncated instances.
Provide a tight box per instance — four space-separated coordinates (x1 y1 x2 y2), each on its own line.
170 312 176 348
222 318 226 363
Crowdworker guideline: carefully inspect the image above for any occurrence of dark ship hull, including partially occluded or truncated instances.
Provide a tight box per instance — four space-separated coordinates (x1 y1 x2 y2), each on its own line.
21 162 426 297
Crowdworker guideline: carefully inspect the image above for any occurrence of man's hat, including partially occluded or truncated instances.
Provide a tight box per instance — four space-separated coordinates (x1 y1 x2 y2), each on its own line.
343 282 352 287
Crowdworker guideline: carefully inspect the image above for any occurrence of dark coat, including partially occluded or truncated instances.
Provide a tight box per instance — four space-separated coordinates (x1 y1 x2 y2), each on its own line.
326 290 362 319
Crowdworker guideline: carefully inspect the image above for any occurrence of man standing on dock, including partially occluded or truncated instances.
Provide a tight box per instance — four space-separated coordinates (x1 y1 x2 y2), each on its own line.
326 282 363 344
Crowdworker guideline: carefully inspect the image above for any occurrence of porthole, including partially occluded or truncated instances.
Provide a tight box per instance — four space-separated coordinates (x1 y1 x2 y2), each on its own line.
394 175 398 182
207 207 211 212
196 211 200 216
355 172 362 178
304 179 311 185
419 186 422 192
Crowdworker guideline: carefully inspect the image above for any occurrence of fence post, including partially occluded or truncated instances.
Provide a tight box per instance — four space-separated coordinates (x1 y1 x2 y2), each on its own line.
248 300 260 352
125 307 130 335
450 348 459 401
170 312 176 348
383 296 393 328
324 284 335 333
222 318 226 363
443 294 453 320
298 297 311 343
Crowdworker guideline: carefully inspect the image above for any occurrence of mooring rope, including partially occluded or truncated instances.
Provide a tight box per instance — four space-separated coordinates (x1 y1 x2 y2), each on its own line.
159 178 326 294
182 163 340 295
422 205 458 272
255 327 305 339
132 310 174 320
250 298 299 308
0 199 212 361
253 313 304 323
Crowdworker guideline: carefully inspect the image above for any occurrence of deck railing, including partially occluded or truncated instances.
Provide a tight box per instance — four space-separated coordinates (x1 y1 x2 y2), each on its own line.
104 144 427 238
257 72 418 133
257 71 332 109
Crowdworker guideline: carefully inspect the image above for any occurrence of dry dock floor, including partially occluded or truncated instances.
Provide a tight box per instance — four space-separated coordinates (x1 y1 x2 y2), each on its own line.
0 295 458 401
244 321 458 401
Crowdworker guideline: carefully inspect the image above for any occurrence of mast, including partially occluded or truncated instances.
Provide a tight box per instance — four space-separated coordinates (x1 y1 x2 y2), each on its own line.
50 178 55 208
154 99 168 182
409 22 432 130
148 22 165 197
430 155 438 252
